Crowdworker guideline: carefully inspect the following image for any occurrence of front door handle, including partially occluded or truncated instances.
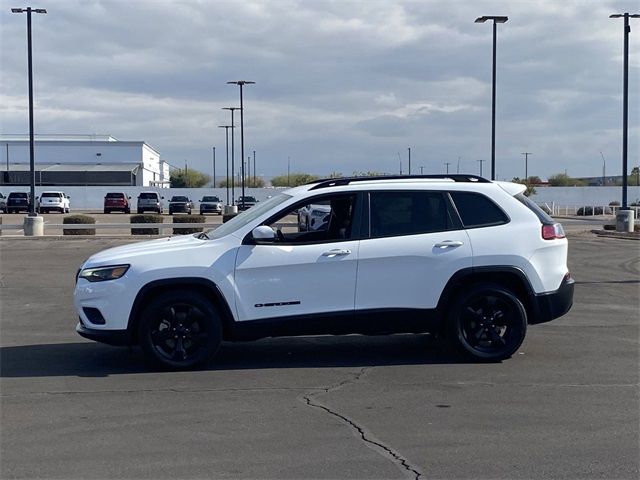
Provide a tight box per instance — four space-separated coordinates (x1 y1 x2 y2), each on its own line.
434 240 464 248
322 249 351 257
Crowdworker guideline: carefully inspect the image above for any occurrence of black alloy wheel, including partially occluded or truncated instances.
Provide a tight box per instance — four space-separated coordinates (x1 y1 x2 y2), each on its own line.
449 284 527 361
138 291 222 370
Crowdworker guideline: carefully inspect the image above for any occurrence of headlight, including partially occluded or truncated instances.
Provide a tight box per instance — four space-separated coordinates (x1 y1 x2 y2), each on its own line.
79 265 129 282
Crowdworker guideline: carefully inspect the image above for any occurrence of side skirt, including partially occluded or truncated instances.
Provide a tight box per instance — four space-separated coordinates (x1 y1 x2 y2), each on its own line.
227 308 443 341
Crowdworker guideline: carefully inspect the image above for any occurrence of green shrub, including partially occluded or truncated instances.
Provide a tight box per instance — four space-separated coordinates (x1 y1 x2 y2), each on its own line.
63 214 96 235
130 214 163 235
172 215 205 235
609 201 621 206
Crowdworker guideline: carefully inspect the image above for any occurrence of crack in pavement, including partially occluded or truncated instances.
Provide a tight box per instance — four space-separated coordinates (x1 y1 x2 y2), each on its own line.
301 368 424 480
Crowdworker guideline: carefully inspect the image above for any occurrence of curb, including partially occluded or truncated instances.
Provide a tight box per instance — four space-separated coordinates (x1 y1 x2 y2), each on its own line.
590 230 640 241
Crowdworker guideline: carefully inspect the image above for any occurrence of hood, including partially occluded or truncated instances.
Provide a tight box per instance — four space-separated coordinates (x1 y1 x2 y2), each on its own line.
83 235 206 268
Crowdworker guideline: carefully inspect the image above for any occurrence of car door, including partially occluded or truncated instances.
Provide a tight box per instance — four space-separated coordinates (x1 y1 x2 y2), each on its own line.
355 190 472 312
233 193 362 322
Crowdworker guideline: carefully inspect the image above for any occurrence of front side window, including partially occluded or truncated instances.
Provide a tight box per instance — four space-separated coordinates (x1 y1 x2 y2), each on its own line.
449 191 509 228
260 194 358 244
369 191 452 238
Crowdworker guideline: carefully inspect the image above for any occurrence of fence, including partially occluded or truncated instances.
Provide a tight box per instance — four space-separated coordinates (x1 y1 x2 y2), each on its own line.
538 202 640 217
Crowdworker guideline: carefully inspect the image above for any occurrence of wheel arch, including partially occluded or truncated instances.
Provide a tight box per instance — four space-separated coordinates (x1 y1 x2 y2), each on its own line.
127 278 236 343
437 266 536 321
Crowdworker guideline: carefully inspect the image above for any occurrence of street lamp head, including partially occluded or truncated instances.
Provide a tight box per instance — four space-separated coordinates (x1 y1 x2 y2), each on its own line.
475 15 508 23
222 106 240 111
610 13 640 18
218 125 234 128
34 8 46 13
11 7 47 13
11 8 24 12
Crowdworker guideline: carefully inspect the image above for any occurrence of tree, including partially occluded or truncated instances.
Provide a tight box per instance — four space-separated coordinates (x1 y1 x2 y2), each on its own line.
219 177 265 188
630 166 640 186
271 172 319 187
170 169 211 188
547 173 586 187
511 177 537 197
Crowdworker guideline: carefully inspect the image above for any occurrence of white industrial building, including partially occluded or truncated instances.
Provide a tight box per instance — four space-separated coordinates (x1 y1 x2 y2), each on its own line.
0 134 169 187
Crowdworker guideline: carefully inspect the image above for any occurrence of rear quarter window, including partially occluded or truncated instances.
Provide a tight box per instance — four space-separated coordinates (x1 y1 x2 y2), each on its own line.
449 191 509 228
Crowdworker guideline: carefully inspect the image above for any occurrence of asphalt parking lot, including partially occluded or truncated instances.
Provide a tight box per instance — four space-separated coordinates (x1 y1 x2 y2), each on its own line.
0 234 638 479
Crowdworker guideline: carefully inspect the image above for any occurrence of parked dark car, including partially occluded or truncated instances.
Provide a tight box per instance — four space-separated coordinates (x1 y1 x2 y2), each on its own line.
168 196 194 215
104 192 131 214
6 192 31 213
235 195 258 211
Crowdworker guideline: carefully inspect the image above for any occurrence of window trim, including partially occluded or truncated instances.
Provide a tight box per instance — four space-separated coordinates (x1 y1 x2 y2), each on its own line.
365 190 462 240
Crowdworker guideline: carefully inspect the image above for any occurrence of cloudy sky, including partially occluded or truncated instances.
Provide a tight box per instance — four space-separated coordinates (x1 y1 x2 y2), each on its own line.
1 0 639 181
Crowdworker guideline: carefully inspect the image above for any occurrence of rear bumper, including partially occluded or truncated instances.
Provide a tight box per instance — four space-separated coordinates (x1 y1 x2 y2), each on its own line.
76 322 131 346
529 274 575 324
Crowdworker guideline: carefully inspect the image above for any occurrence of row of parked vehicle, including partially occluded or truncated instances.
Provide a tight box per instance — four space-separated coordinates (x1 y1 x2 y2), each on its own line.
104 192 230 215
0 191 71 214
0 190 259 215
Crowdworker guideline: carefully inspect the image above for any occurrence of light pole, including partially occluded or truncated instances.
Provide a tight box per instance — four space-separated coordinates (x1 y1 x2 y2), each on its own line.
218 125 234 205
227 80 255 209
253 150 256 187
477 159 486 177
11 6 47 220
444 162 451 174
600 151 606 186
420 165 424 174
457 156 461 174
475 15 508 181
222 107 239 206
212 146 216 188
408 147 411 175
521 152 532 185
610 13 639 209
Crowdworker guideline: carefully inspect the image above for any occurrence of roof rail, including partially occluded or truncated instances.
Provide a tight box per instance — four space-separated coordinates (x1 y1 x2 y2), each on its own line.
308 174 490 190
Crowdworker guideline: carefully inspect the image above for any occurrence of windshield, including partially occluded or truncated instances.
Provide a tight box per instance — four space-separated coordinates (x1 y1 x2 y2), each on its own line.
239 196 256 202
208 193 291 239
171 196 188 202
202 196 220 202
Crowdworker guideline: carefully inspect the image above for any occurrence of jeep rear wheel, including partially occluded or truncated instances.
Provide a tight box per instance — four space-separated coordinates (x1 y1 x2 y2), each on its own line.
138 291 222 370
448 284 527 361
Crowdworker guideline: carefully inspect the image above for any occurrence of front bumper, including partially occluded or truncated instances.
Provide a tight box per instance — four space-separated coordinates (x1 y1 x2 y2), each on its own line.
76 322 131 346
200 204 222 212
530 274 575 324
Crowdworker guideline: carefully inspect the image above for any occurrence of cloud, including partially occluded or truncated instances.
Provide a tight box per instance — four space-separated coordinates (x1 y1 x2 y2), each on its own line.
0 0 638 180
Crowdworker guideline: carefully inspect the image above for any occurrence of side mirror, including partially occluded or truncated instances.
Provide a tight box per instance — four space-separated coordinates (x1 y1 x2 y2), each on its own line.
161 196 165 200
67 196 71 199
251 225 275 242
128 196 131 199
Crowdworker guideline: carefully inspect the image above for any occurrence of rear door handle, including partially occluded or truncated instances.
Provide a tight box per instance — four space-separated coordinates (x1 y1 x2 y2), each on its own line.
322 249 351 257
434 240 464 248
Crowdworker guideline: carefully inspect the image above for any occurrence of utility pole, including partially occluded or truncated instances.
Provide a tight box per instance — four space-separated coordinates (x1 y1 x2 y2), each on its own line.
287 156 290 186
253 150 256 187
600 151 606 186
222 107 239 205
218 125 233 205
457 156 461 174
408 147 411 175
444 162 451 174
420 165 424 174
521 152 532 185
227 81 255 209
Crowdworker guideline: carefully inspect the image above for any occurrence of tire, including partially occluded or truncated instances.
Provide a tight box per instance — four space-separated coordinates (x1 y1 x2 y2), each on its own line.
447 283 527 361
138 290 222 370
137 209 143 214
104 209 109 214
125 208 130 214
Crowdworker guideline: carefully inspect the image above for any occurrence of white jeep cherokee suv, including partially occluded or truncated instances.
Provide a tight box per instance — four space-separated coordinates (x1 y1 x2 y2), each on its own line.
75 175 574 369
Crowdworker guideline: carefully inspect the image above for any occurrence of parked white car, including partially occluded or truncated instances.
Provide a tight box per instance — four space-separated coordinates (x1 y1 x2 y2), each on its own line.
74 175 574 369
38 191 70 213
298 203 331 231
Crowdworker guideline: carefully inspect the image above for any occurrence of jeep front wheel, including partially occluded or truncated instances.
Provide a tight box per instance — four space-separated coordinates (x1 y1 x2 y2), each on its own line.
448 284 527 361
138 291 222 370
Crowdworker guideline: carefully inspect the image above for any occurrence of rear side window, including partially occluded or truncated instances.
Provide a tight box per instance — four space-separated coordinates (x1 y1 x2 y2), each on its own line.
450 191 509 228
370 191 453 238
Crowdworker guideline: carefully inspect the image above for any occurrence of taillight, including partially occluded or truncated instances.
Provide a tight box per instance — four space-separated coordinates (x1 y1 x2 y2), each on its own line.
542 223 566 240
